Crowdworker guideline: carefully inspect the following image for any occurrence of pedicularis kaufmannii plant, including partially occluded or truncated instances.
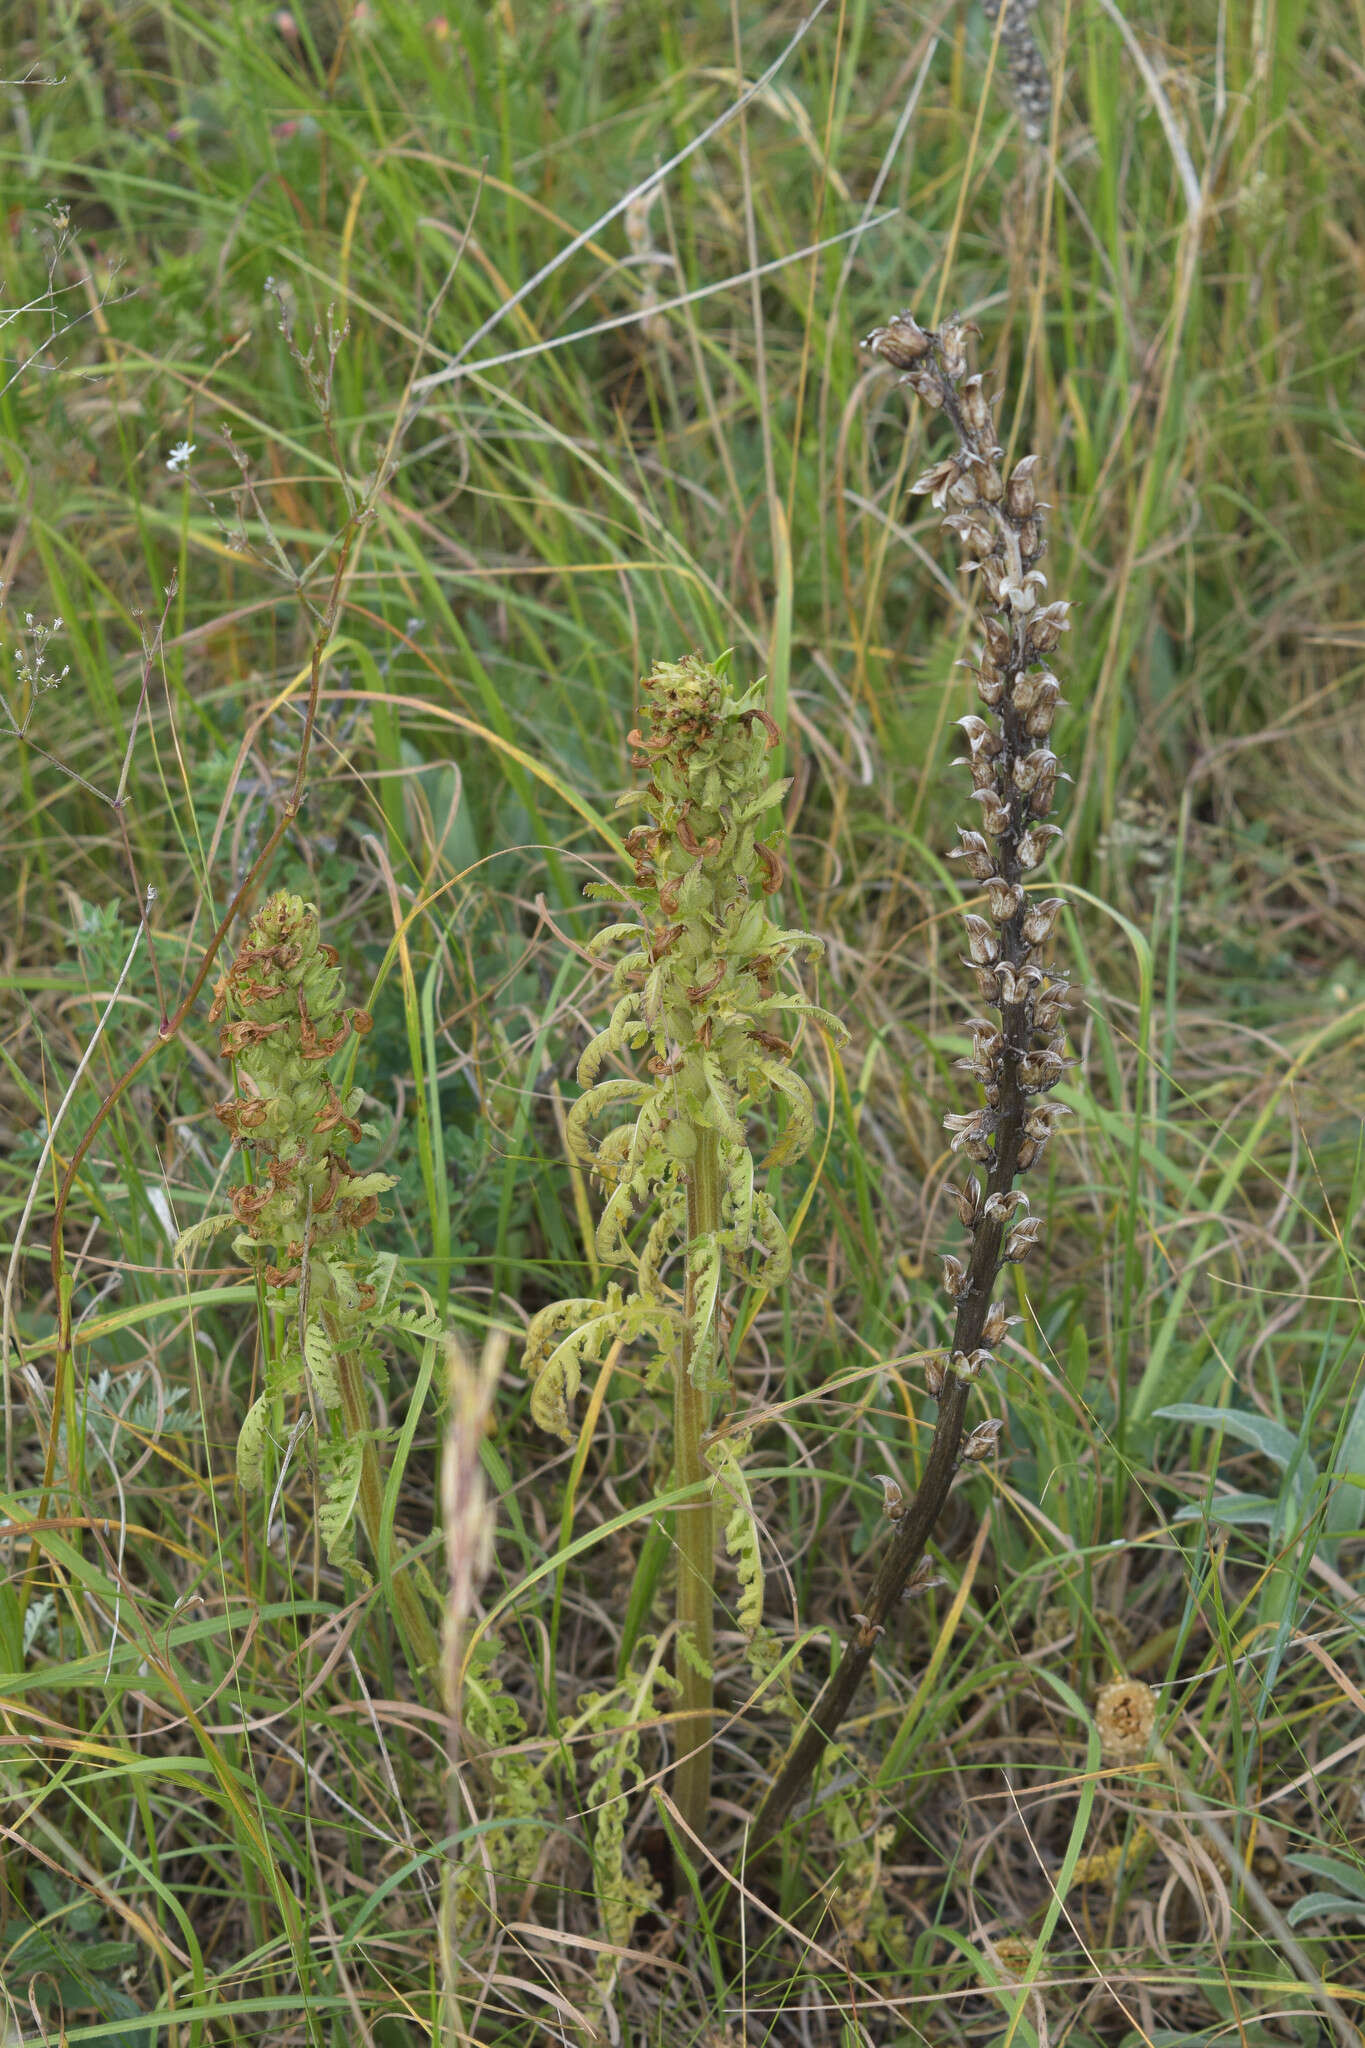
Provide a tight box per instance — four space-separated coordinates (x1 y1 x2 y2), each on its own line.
746 313 1075 1860
177 891 440 1671
524 652 848 1841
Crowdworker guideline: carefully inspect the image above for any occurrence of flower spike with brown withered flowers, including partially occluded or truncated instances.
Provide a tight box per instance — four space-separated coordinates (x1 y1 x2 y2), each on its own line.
743 312 1076 1863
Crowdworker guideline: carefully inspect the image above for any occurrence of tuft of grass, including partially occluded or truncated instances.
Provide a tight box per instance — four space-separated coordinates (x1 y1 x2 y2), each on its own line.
2 1 1362 2043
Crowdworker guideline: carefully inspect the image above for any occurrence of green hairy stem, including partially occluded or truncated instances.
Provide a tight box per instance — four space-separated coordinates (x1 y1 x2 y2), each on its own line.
672 1128 721 1835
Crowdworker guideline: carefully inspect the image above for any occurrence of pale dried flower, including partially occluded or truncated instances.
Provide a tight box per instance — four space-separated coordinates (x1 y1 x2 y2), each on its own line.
1094 1677 1158 1761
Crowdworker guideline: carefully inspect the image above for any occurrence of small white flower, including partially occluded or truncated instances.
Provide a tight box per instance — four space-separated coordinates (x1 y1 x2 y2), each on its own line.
166 441 196 474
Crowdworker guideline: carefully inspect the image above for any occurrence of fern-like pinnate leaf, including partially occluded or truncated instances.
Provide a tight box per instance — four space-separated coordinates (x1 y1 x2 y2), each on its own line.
318 1435 366 1574
236 1393 272 1491
708 1433 764 1636
171 1210 239 1264
303 1318 342 1408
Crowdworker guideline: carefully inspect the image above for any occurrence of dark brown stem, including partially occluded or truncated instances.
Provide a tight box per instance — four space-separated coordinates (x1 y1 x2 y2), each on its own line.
743 312 1071 1870
745 1189 1013 1862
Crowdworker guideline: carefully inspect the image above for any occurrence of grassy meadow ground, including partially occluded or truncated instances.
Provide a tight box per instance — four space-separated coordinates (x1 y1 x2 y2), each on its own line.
2 0 1364 2042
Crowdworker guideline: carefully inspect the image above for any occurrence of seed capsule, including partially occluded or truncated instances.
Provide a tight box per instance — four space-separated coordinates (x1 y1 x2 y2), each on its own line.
949 829 997 881
1003 1215 1044 1261
1005 454 1039 519
1028 601 1072 654
863 312 932 368
941 1253 971 1300
960 373 994 435
972 786 1012 836
1021 898 1064 948
961 914 1000 965
984 877 1024 923
1017 823 1064 871
961 1417 1005 1461
982 1299 1016 1345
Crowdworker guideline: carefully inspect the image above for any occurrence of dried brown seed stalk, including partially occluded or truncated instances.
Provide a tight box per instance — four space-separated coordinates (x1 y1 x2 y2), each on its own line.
742 315 1076 1867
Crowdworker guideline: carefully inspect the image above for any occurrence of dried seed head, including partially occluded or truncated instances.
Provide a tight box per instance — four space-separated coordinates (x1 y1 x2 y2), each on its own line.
944 1106 997 1159
949 829 997 881
1017 822 1064 871
1018 1047 1068 1092
1030 762 1061 815
983 616 1012 667
877 1474 907 1517
924 1351 947 1397
977 461 1005 504
940 322 971 379
1028 601 1073 654
994 959 1042 1007
902 1555 946 1596
962 913 1000 965
1003 1215 1044 1261
1005 454 1039 519
1094 1678 1157 1762
863 311 933 369
941 1254 972 1302
982 1299 1015 1345
912 456 962 503
953 1177 984 1228
957 713 1002 758
1025 689 1063 739
959 373 994 436
961 1417 1005 1460
1012 747 1056 794
972 786 1012 836
950 1347 994 1383
979 555 1008 603
1025 1100 1072 1142
1032 980 1069 1030
967 1016 1004 1061
984 877 1024 923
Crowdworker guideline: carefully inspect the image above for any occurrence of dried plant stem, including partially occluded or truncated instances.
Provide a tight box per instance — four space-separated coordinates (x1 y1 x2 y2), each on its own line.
330 1320 441 1673
746 311 1076 1865
745 1319 974 1861
673 1126 720 1840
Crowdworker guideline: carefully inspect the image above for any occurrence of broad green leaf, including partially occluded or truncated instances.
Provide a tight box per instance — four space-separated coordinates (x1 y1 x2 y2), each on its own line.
1155 1404 1312 1490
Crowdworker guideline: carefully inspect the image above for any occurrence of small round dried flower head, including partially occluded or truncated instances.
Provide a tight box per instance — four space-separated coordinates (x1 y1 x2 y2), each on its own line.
1094 1677 1157 1761
991 1934 1036 1981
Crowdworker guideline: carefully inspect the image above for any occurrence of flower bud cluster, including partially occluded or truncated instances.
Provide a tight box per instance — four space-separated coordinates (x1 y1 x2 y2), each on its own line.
208 891 394 1294
864 314 1076 1442
525 653 849 1440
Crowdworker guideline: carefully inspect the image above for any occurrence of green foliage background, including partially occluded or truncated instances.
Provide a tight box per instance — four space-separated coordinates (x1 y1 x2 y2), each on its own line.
2 1 1362 2042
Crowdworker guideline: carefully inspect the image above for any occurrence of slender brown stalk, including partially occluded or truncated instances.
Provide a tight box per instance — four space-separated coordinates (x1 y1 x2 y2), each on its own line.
746 313 1075 1864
